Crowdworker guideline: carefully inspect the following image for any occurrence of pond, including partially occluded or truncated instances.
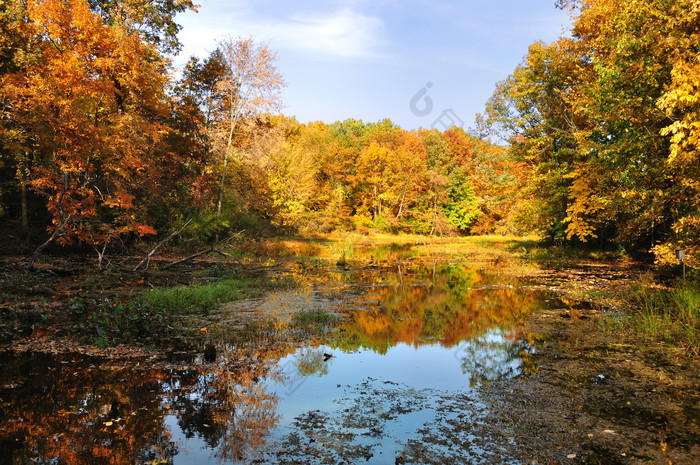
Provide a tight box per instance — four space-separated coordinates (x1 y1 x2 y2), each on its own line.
0 252 567 464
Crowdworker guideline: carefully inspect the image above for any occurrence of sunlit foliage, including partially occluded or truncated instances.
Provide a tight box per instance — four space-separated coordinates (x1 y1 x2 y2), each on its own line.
483 0 700 267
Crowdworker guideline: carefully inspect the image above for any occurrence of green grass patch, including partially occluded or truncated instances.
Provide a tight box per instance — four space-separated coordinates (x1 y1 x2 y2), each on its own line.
139 275 297 314
66 274 298 347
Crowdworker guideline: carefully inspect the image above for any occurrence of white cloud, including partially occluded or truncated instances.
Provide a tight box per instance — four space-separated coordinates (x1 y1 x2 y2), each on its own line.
278 9 385 59
176 3 386 61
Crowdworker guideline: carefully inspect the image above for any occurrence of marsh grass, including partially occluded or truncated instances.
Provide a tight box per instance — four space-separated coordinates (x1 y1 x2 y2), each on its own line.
303 233 535 264
515 244 625 262
625 283 700 354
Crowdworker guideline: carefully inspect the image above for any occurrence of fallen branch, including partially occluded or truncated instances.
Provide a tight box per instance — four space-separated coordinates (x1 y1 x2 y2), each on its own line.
212 250 239 260
162 231 243 270
132 219 192 272
162 248 212 269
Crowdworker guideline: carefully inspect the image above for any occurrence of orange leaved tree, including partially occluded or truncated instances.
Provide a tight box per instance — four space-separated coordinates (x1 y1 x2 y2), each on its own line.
0 0 188 266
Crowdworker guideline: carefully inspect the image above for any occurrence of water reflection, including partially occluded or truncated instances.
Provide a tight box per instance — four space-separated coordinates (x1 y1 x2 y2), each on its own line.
352 242 415 262
1 261 551 464
454 327 536 387
330 264 540 353
166 353 281 464
291 347 330 378
0 352 176 465
0 350 282 465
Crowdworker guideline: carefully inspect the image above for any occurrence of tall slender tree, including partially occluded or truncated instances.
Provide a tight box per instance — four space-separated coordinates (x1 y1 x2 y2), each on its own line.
213 36 285 216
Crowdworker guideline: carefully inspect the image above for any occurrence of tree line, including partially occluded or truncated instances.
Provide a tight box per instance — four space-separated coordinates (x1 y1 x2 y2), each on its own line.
0 0 522 262
1 0 697 269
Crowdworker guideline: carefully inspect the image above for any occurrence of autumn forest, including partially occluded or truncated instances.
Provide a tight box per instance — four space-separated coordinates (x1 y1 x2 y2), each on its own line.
2 1 700 463
0 0 698 269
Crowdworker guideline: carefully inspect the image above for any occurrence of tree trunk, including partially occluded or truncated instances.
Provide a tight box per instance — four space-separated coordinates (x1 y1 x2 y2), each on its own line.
217 97 240 216
373 185 378 218
29 170 71 269
396 190 406 219
217 150 229 216
431 192 438 236
21 182 28 229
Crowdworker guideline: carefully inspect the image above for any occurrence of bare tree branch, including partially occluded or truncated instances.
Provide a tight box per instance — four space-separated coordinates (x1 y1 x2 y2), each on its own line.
162 231 244 270
132 219 193 271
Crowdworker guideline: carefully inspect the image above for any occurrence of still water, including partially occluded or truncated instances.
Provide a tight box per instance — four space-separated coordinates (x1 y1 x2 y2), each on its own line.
0 258 558 464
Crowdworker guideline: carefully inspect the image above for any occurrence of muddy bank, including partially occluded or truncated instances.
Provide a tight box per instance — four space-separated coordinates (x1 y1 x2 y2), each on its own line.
0 254 289 355
475 306 700 464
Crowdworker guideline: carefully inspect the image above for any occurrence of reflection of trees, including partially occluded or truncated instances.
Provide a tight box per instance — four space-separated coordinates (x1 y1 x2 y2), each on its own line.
0 345 288 465
456 327 535 387
330 264 542 353
353 243 414 261
293 347 330 377
169 344 287 464
211 362 280 463
0 352 175 465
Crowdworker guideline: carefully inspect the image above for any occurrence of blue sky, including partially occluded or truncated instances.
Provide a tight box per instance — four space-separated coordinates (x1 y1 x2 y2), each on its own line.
174 0 570 131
